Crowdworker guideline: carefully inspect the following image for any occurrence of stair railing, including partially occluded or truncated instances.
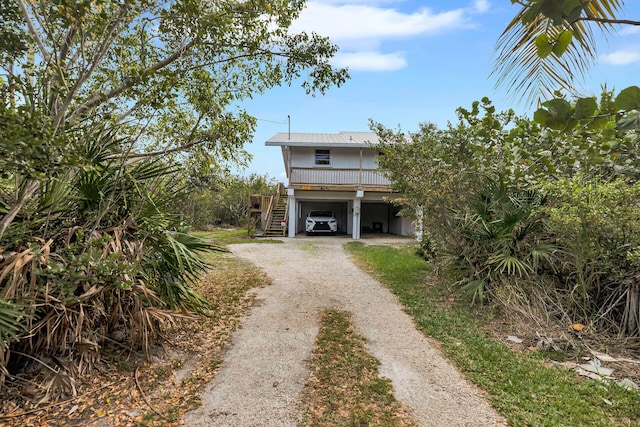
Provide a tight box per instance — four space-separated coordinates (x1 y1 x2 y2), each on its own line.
263 183 285 234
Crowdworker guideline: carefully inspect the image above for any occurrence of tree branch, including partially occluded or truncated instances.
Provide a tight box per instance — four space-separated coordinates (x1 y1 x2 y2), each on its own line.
114 103 140 125
116 139 208 164
58 25 77 66
68 38 197 122
53 3 129 129
16 0 50 63
183 48 281 73
111 110 210 163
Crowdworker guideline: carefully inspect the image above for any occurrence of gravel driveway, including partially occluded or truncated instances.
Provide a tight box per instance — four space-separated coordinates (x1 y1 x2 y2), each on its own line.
185 236 507 427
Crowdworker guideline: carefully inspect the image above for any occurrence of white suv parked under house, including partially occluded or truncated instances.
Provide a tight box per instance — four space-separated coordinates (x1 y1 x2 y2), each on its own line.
305 211 337 235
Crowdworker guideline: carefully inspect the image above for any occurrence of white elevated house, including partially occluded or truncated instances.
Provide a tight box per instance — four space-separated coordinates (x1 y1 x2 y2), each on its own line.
265 131 414 239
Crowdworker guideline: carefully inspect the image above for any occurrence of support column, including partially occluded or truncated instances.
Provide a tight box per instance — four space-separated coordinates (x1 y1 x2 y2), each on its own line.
352 197 361 240
287 189 296 238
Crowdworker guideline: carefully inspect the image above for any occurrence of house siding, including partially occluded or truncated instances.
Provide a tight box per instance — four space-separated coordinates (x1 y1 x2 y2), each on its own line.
290 147 378 169
288 147 388 188
266 131 413 239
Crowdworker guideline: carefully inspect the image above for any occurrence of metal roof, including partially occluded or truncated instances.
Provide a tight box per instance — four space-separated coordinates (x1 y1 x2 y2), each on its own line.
265 131 379 147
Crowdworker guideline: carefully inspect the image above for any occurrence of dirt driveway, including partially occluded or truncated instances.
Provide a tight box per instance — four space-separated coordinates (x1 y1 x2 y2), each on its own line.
185 236 507 426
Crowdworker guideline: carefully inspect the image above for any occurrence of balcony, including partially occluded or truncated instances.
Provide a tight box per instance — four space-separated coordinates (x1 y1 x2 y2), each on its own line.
289 168 393 192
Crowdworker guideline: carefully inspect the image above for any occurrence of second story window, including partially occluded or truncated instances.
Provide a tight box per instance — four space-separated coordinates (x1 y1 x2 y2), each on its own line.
315 149 331 165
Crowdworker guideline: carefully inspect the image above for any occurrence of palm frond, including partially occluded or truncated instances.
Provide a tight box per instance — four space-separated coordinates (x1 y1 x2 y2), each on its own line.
141 231 221 313
492 0 625 105
488 252 533 277
0 298 26 344
460 279 489 305
530 243 557 271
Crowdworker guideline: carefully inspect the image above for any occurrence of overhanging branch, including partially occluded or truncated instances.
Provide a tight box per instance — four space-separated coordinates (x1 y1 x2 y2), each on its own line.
68 38 197 122
17 0 50 63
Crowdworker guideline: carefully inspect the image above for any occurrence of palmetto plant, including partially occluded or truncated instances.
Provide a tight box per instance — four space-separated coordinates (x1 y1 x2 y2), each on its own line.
446 177 555 304
0 125 216 396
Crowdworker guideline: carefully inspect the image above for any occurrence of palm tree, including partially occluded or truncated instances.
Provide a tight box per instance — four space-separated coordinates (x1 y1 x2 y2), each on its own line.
492 0 639 105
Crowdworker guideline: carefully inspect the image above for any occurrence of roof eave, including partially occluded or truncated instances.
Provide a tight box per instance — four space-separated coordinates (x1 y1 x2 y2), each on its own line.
265 141 373 148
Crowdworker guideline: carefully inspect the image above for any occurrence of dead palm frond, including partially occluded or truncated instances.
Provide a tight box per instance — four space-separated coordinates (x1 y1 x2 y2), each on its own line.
0 126 216 396
492 0 629 106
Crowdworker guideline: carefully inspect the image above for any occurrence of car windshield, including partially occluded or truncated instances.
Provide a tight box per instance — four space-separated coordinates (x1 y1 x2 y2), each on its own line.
309 211 333 217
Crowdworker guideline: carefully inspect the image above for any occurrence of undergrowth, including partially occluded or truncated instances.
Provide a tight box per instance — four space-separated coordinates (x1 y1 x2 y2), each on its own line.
345 242 640 427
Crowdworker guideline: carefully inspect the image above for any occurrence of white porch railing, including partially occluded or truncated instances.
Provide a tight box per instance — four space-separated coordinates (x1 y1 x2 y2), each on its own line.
290 168 391 187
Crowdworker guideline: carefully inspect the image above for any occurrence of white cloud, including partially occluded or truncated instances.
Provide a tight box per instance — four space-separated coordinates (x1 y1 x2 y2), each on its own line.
332 51 408 71
601 49 640 65
291 3 469 42
473 0 490 13
619 26 640 36
290 1 489 72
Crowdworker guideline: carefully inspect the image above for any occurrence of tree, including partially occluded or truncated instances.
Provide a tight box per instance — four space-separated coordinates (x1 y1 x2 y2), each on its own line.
176 170 277 229
373 94 640 335
0 0 348 238
493 0 639 104
0 0 348 394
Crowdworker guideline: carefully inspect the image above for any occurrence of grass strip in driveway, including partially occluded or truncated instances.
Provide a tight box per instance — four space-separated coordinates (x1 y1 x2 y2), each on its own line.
299 309 417 427
345 242 640 427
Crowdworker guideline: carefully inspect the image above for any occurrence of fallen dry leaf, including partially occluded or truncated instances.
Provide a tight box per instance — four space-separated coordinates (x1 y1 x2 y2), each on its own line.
570 323 585 332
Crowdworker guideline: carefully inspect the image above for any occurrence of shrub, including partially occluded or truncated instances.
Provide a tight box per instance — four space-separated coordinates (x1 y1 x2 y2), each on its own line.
0 128 215 397
542 176 640 336
444 177 555 304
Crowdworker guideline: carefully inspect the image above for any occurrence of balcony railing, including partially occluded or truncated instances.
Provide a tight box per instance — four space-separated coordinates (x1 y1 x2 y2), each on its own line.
290 168 391 188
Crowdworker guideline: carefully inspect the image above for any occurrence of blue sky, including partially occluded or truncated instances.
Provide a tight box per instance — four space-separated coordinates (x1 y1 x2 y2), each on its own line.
239 0 640 181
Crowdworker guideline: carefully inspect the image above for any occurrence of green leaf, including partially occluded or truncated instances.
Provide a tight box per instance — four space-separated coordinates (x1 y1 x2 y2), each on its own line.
565 5 583 22
539 0 565 25
542 98 572 118
521 2 542 24
552 30 573 57
617 111 640 130
586 116 609 130
614 86 640 111
574 97 597 120
563 118 578 131
546 117 567 130
561 0 584 16
533 108 551 124
535 33 553 58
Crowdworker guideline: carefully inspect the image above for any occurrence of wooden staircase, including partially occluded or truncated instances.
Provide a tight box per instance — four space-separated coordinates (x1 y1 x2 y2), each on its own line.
263 185 288 237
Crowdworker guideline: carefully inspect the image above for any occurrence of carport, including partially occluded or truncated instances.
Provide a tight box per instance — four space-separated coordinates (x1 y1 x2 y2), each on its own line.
298 201 349 234
286 189 413 239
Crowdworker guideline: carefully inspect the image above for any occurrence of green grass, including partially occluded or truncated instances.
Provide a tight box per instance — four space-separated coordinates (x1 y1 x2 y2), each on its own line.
192 228 283 247
345 242 640 427
299 309 416 427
